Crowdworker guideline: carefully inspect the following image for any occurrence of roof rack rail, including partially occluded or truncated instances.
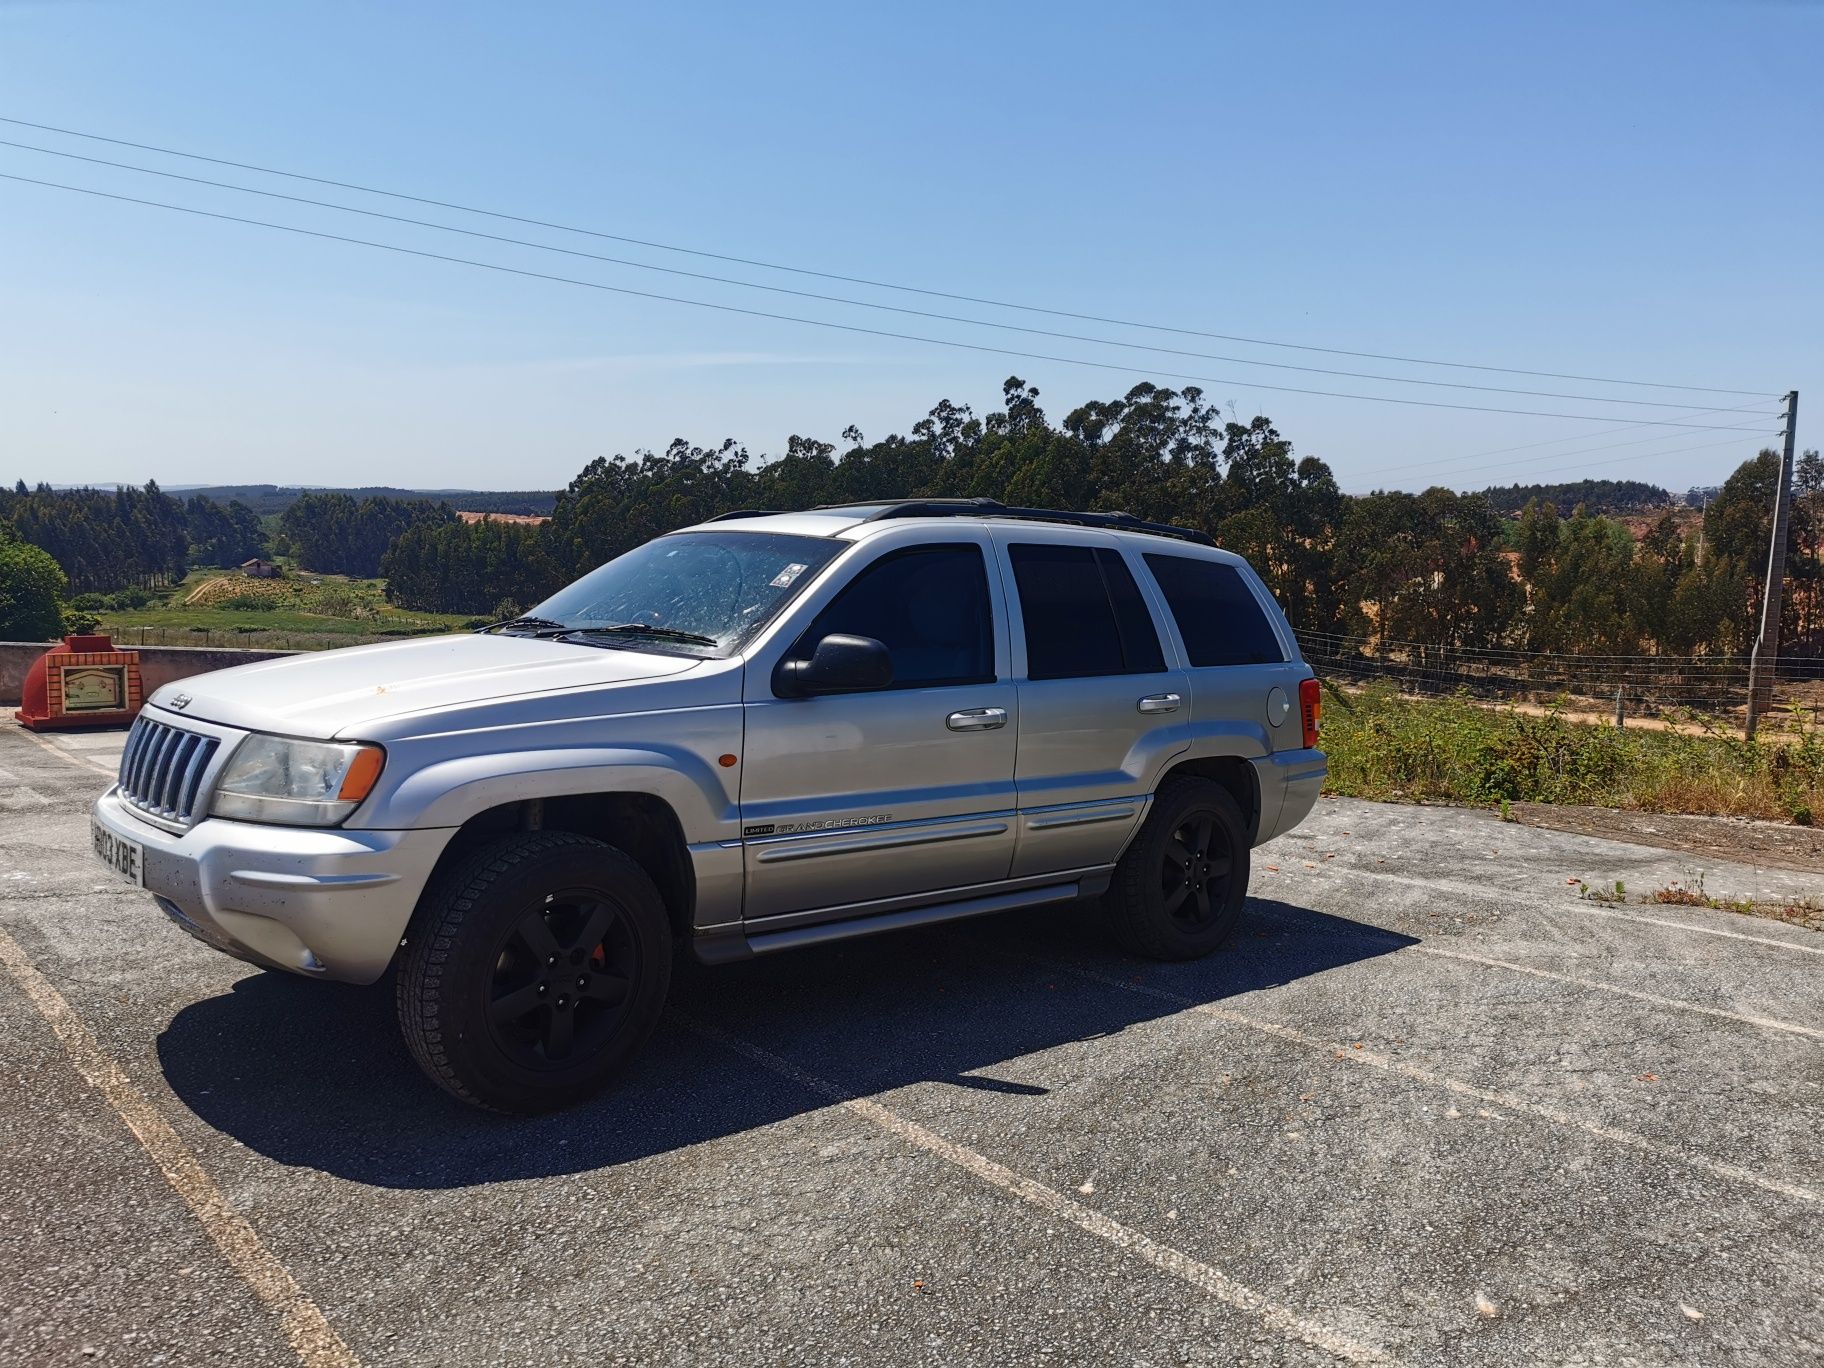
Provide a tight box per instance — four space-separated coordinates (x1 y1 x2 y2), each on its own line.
702 509 786 522
809 498 1215 547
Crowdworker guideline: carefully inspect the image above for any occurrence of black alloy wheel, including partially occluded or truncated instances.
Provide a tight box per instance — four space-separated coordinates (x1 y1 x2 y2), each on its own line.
1107 777 1250 960
397 831 672 1113
486 891 642 1069
1161 811 1234 932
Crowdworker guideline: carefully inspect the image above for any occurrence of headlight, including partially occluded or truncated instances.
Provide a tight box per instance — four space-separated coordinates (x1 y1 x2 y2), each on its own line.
211 736 385 826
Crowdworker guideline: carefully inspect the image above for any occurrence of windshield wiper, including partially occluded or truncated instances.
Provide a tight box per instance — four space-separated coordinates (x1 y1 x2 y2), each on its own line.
478 615 572 636
561 623 720 647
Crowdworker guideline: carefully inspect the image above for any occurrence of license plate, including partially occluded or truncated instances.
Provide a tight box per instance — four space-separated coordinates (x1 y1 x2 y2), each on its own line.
92 818 144 887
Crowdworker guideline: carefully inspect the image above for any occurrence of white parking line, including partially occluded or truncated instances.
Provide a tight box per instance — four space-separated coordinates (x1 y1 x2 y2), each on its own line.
0 927 361 1368
1278 862 1824 956
679 1013 1409 1368
1578 905 1824 955
0 766 51 807
1045 957 1823 1206
1410 942 1824 1041
12 726 119 777
1248 906 1824 1041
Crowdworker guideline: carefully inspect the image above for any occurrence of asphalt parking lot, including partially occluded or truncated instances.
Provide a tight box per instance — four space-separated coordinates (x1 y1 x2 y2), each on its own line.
2 722 1821 1368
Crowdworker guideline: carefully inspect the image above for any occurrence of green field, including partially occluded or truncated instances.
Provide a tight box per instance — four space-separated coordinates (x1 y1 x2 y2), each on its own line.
80 569 478 650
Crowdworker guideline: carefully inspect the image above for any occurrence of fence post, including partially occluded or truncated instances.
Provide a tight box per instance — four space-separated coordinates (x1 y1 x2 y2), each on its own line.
1614 685 1624 730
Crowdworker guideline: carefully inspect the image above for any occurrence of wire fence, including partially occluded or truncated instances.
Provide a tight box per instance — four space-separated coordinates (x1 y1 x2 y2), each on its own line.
1296 630 1824 731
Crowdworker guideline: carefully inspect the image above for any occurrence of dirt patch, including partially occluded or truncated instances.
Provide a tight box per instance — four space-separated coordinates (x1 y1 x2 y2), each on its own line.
1509 802 1824 876
456 510 549 525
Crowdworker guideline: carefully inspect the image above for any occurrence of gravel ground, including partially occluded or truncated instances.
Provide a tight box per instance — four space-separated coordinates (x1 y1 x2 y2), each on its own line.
2 723 1820 1368
1508 802 1824 880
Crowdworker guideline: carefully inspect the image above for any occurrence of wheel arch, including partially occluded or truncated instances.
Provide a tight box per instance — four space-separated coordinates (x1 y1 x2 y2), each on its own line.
1156 754 1262 845
421 791 697 940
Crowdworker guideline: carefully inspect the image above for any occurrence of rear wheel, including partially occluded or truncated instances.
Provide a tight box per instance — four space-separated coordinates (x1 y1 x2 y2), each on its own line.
1107 778 1249 960
397 831 672 1113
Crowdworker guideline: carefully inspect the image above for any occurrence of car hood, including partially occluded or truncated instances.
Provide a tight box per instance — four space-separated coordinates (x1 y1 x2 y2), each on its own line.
149 633 707 739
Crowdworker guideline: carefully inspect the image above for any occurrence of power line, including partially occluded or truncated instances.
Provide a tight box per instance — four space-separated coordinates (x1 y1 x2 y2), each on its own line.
0 135 1764 417
1353 406 1777 486
1420 433 1775 491
0 113 1779 400
1354 398 1777 478
0 170 1785 434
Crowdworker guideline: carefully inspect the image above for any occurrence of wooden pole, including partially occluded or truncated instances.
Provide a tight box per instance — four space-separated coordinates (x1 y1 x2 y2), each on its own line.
1745 390 1798 739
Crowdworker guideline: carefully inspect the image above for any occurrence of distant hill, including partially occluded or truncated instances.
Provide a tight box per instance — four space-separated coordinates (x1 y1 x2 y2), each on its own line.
1475 479 1672 516
176 485 560 517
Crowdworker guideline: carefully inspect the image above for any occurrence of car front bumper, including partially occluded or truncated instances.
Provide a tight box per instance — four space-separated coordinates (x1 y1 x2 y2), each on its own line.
91 786 452 984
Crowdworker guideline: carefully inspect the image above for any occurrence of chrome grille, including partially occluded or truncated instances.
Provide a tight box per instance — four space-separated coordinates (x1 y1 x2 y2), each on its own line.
118 717 219 823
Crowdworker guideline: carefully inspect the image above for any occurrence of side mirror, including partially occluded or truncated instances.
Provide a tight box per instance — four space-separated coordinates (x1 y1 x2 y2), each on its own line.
774 633 893 698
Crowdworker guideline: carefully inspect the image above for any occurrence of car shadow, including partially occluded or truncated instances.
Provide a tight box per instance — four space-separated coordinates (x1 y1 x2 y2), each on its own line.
156 897 1416 1189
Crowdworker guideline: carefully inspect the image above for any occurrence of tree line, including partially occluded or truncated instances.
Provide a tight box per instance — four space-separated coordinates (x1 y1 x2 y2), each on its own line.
1476 479 1672 516
381 377 1822 660
5 481 198 593
5 379 1819 658
276 492 456 579
180 484 557 518
0 480 278 593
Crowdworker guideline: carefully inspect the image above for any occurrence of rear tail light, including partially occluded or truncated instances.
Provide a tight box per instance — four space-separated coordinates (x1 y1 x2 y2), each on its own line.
1298 677 1321 749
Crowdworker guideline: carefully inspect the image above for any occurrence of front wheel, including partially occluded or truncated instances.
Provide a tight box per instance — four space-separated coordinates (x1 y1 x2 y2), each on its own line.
1106 778 1249 960
396 831 672 1113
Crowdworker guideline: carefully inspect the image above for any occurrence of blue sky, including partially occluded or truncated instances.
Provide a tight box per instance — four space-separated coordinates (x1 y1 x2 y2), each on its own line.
1 1 1817 495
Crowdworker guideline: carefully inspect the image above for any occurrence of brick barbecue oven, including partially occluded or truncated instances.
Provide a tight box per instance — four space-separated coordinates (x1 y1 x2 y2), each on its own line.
14 634 145 731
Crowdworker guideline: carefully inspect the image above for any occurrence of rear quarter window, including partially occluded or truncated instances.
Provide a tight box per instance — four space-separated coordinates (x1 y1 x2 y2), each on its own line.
1143 554 1286 667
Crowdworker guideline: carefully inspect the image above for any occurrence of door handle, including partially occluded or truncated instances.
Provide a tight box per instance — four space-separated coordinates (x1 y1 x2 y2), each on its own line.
1137 693 1181 714
947 707 1008 731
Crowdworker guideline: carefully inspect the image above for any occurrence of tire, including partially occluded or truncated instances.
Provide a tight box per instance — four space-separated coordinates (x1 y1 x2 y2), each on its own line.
396 831 673 1113
1107 778 1250 961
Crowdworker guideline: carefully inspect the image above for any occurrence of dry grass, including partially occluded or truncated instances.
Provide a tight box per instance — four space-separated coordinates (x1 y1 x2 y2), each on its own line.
1644 872 1823 931
184 575 290 607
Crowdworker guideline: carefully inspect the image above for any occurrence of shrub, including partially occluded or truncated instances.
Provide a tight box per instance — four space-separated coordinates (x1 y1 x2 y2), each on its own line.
217 593 279 612
0 538 68 640
305 588 354 617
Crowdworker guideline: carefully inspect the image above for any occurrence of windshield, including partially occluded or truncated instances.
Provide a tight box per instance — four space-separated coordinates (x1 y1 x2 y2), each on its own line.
520 531 844 655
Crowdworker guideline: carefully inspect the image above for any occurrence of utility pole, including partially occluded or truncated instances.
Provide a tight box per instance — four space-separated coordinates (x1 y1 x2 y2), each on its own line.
1745 389 1799 738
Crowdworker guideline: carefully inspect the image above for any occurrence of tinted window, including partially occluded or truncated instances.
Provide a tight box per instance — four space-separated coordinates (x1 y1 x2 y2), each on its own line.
1010 544 1165 680
799 544 993 689
1100 550 1166 674
1144 554 1285 666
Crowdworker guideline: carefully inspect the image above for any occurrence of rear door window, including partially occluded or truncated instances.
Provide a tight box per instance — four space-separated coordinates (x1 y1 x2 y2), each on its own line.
1009 543 1165 679
1143 554 1285 666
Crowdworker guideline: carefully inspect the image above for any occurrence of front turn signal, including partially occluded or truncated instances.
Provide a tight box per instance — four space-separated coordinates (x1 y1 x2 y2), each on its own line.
337 745 386 802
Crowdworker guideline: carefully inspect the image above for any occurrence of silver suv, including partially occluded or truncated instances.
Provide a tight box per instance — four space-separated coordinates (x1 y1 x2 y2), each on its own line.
91 500 1326 1111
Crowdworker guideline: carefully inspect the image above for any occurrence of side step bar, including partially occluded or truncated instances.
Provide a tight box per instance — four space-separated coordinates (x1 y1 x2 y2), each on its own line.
694 871 1110 964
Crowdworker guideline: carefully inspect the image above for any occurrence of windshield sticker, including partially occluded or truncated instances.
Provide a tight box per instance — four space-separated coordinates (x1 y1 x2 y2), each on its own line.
770 562 809 588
